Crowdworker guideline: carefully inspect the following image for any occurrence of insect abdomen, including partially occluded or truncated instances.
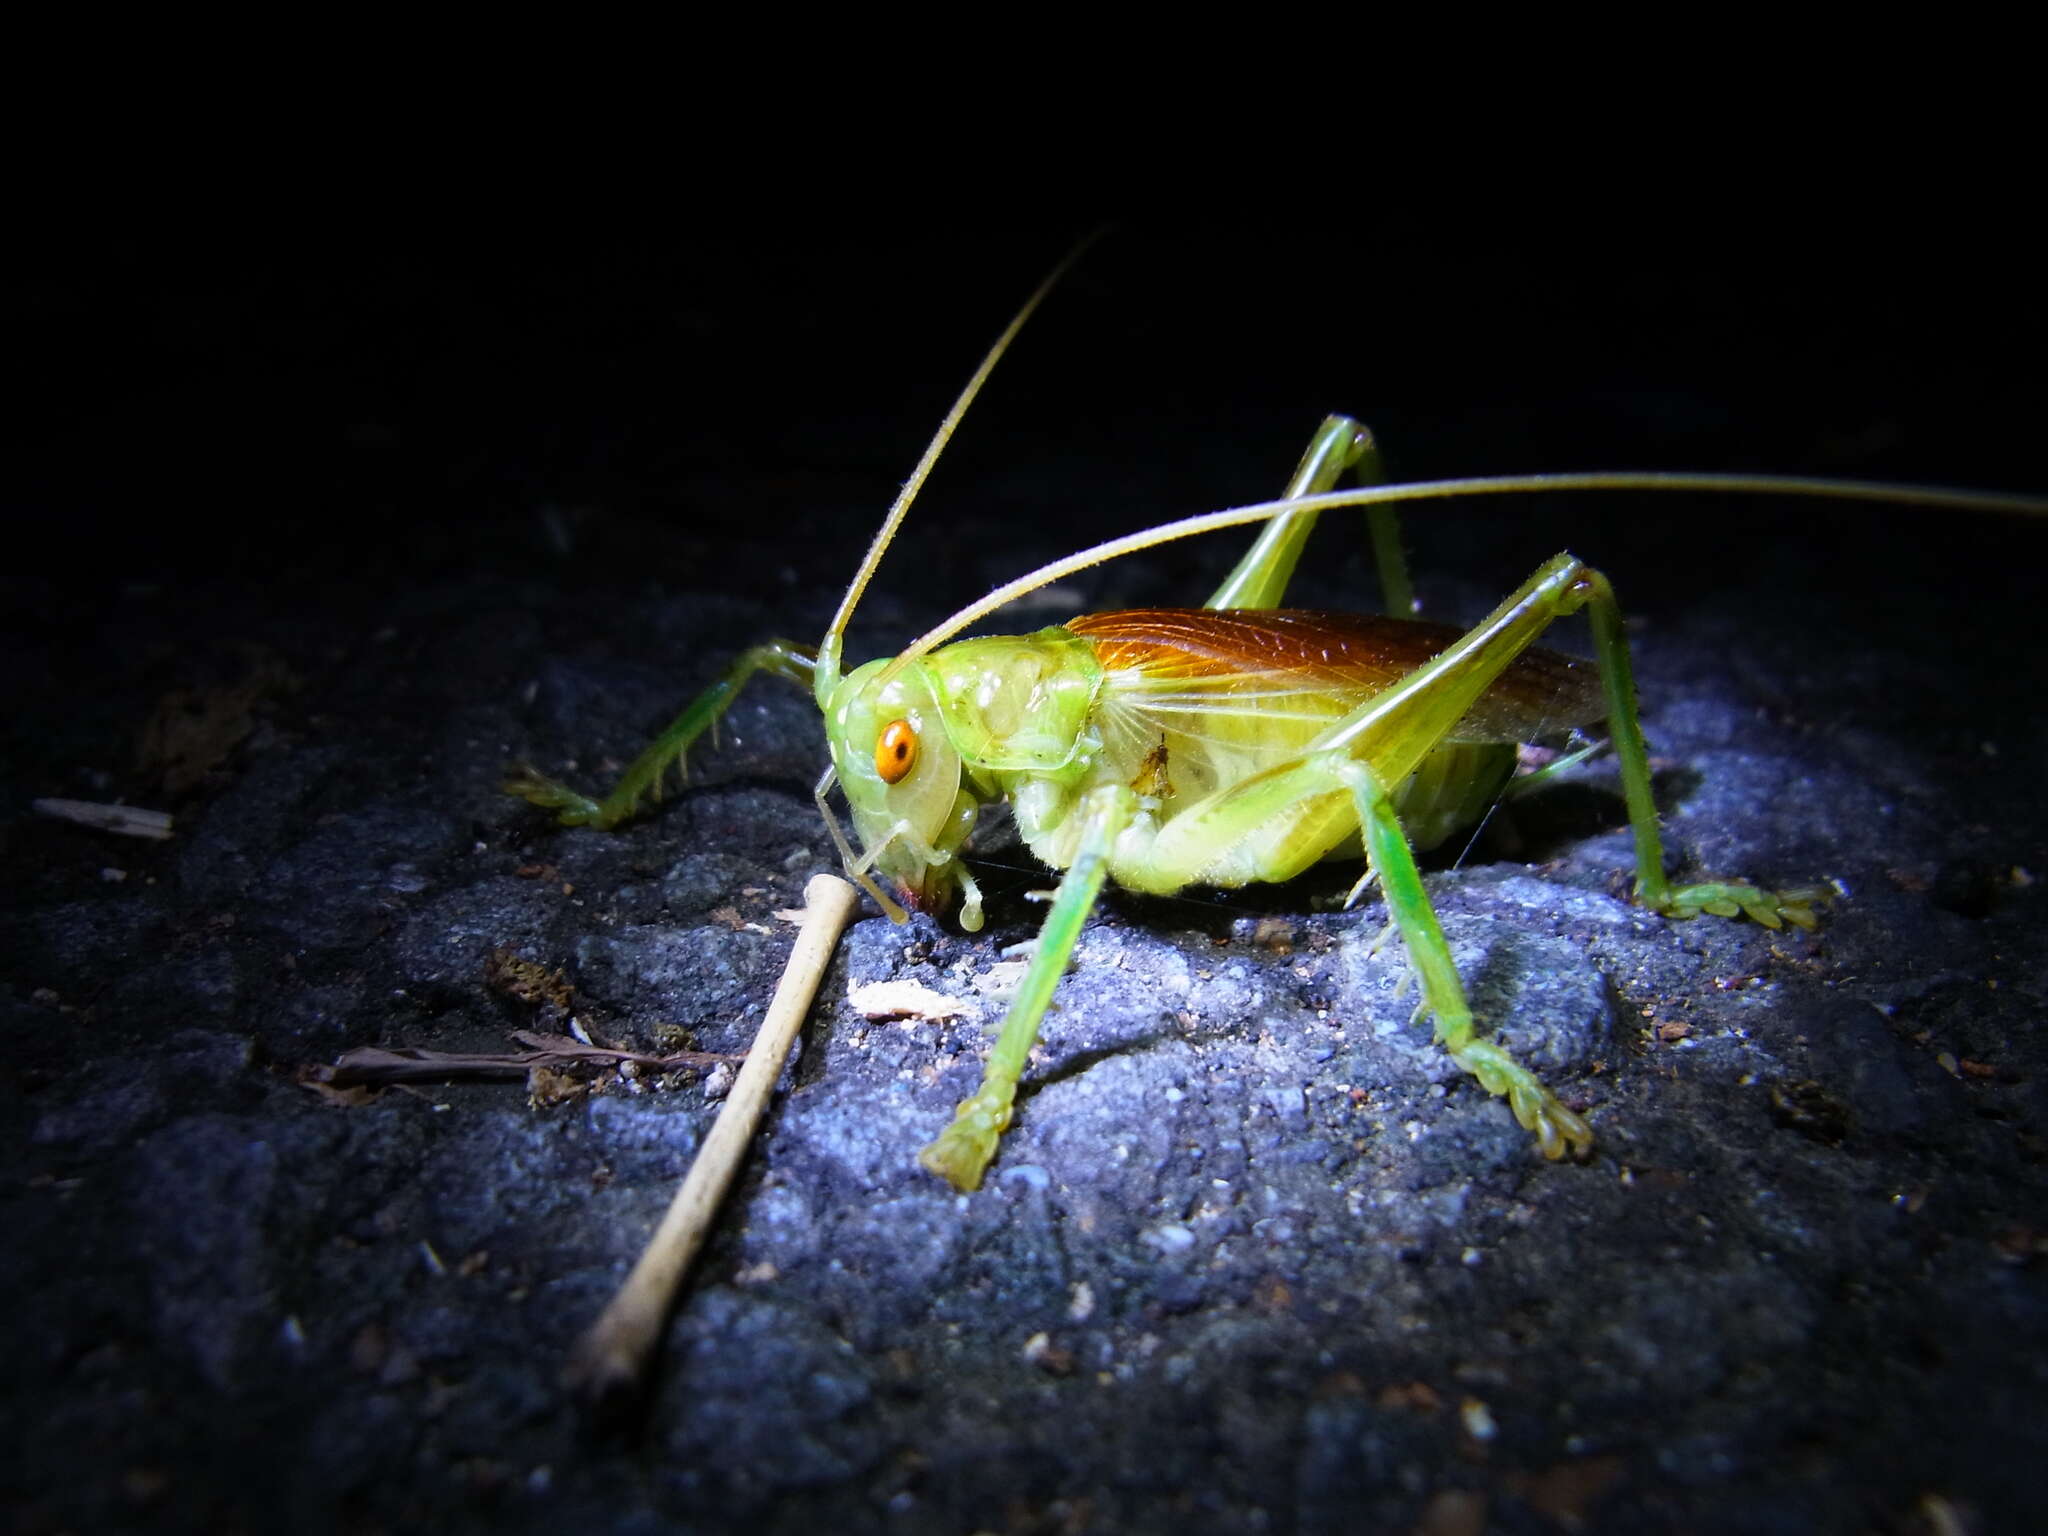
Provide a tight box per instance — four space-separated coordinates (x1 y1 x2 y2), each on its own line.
1063 608 1579 886
1393 740 1517 851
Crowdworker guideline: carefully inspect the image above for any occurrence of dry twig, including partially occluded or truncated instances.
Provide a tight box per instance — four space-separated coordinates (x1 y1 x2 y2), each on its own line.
563 874 860 1417
33 798 174 840
301 1032 738 1091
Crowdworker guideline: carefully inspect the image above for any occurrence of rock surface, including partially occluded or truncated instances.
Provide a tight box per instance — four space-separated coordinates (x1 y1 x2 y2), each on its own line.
7 229 2045 1534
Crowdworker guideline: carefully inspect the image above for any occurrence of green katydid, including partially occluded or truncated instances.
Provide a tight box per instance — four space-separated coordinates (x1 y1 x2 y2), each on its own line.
506 261 2048 1192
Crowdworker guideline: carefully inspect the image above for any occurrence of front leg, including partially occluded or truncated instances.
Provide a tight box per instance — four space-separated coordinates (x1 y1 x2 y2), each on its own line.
919 784 1136 1191
505 640 817 829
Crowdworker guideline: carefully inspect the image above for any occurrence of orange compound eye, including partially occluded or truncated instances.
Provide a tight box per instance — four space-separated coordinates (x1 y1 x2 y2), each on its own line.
875 719 919 784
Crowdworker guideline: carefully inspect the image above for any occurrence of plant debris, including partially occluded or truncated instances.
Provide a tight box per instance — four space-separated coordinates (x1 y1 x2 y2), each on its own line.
32 798 175 840
137 647 298 797
847 979 979 1024
298 1030 741 1101
483 947 578 1012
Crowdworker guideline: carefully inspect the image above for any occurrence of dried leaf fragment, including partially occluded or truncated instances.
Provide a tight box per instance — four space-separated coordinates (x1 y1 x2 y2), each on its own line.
137 648 298 795
483 948 577 1011
1507 1455 1627 1528
848 979 979 1023
1251 917 1295 954
527 1063 590 1108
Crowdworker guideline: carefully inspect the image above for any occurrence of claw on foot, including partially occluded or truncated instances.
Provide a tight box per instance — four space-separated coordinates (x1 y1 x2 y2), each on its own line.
502 764 607 827
1507 1079 1594 1161
917 1091 1012 1192
1655 879 1828 932
1456 1039 1595 1161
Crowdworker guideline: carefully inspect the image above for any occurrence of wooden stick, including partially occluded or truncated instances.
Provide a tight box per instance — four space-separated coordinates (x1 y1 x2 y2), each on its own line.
33 798 175 839
563 874 860 1415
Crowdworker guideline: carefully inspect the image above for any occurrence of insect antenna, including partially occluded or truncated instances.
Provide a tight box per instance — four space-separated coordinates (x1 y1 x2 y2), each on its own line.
877 474 2048 689
812 232 1105 707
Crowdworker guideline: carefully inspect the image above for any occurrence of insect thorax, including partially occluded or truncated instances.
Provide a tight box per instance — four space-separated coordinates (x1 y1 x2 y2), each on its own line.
924 628 1104 781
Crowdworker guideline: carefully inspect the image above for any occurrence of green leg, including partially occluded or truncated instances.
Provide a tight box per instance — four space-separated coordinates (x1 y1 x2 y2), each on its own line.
1167 554 1603 858
1327 754 1592 1158
1206 415 1411 615
1130 735 1595 1159
1288 557 1819 928
918 783 1137 1191
1114 559 1610 1159
1201 424 1810 931
1500 734 1607 798
1581 573 1824 930
1129 551 1823 1159
505 640 818 829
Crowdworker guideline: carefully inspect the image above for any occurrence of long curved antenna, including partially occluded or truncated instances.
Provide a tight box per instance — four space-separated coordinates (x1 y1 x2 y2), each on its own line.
877 472 2048 685
813 231 1107 707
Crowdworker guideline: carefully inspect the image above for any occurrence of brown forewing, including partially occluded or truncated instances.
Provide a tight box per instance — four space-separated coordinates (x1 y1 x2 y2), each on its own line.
1065 608 1605 742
